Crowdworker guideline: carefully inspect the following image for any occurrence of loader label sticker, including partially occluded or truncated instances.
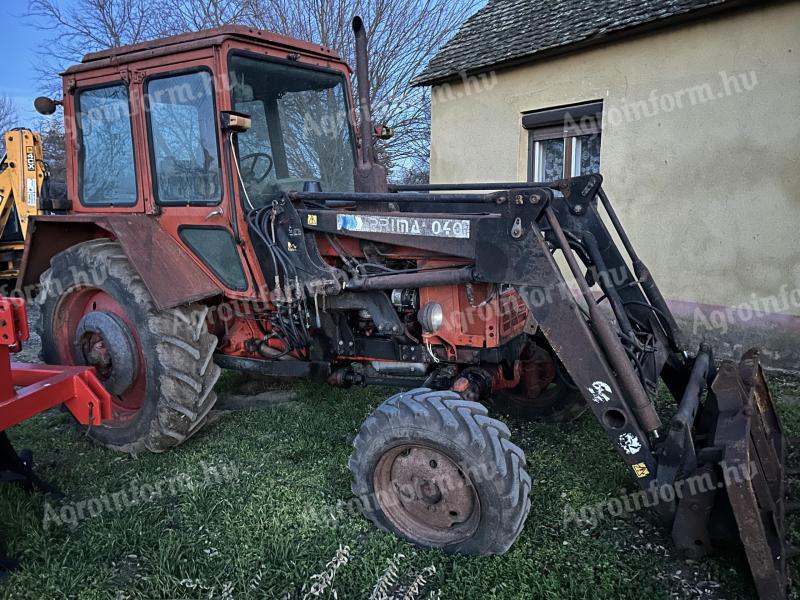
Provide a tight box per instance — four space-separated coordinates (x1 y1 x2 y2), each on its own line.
632 462 650 478
26 179 37 207
307 214 318 226
588 380 612 403
25 147 35 171
619 433 642 455
336 214 471 239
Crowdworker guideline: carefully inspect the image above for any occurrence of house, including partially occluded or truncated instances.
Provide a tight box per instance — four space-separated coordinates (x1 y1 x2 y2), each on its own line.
412 0 800 371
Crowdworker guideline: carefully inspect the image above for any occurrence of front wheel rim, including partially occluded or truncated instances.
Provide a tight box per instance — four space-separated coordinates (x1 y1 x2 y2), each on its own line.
373 443 480 546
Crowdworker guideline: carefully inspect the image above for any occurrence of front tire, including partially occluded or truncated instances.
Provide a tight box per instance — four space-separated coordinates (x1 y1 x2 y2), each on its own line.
38 239 220 453
348 388 531 555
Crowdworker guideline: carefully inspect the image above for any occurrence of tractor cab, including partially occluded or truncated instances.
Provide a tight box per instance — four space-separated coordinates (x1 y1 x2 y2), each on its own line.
23 26 359 302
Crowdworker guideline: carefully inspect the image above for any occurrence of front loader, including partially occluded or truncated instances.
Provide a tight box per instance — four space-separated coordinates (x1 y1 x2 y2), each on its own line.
14 17 791 598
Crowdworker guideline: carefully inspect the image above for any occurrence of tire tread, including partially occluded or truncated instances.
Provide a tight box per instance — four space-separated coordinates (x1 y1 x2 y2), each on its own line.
37 239 219 454
349 387 531 555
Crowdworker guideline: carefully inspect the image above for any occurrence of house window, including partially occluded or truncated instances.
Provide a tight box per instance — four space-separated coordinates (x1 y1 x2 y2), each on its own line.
523 101 602 181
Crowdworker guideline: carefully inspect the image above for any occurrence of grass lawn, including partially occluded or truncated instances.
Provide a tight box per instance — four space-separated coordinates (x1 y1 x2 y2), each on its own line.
0 371 798 599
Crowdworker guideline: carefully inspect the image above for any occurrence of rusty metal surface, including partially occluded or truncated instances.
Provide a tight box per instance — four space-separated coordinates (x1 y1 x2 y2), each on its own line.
17 216 109 290
373 443 479 545
102 215 222 310
19 215 221 310
710 350 787 600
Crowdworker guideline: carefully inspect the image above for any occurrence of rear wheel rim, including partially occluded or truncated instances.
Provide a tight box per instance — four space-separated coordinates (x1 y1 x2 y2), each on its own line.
54 287 146 426
374 443 480 546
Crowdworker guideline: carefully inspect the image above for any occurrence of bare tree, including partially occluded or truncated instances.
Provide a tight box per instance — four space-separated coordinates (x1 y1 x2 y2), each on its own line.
28 0 259 78
0 95 18 156
29 0 158 59
28 0 161 97
37 118 68 186
161 0 260 33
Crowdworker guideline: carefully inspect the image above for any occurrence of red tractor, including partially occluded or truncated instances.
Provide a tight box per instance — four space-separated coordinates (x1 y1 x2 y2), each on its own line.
16 18 789 597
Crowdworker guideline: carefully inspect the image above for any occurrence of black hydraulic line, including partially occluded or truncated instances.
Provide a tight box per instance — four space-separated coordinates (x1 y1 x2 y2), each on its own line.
389 182 550 192
622 300 673 327
287 191 498 204
672 344 711 430
581 231 636 337
345 267 475 291
545 207 662 433
597 187 684 352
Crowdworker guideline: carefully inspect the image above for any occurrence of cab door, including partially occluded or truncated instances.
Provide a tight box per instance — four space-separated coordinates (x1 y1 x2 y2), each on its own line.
136 62 251 296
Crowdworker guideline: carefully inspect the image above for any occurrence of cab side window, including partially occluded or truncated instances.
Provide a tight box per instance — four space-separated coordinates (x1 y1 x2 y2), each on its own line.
76 84 137 206
146 70 221 205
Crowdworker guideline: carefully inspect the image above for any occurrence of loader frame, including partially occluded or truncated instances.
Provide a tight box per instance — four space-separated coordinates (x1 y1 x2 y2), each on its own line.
234 170 787 598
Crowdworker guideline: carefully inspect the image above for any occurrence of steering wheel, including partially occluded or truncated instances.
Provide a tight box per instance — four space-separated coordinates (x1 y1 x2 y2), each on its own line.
239 152 274 184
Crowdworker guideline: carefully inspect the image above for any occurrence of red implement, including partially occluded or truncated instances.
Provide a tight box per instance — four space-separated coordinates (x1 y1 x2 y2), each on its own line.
0 297 111 430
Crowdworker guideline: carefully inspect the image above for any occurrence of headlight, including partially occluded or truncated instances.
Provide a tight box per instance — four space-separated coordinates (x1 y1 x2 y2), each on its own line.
418 302 444 334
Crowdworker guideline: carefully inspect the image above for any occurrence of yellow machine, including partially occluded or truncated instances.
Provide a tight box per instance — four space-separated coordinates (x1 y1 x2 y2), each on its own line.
0 129 45 281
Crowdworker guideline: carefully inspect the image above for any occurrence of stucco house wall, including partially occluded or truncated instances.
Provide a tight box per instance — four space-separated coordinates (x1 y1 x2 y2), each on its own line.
428 2 800 370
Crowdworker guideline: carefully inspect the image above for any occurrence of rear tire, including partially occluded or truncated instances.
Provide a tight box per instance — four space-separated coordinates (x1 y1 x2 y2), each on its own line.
492 345 586 422
492 385 586 422
38 239 220 454
348 388 531 555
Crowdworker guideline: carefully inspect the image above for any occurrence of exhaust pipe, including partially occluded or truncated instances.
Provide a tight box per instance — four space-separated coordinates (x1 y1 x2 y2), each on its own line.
352 16 388 193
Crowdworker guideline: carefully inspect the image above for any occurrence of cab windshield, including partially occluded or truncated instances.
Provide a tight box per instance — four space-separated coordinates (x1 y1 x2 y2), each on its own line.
229 54 356 205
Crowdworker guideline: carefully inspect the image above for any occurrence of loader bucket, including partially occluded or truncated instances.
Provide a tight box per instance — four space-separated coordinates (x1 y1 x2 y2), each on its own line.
675 349 789 599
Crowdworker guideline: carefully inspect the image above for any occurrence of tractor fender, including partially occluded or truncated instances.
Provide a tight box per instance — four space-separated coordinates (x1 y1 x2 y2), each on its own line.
18 214 222 310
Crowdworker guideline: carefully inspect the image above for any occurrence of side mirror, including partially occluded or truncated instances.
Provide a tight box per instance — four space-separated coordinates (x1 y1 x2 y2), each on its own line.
34 96 61 115
374 124 393 140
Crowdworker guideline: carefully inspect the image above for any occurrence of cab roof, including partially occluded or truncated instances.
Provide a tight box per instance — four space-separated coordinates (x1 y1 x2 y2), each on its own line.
63 26 345 75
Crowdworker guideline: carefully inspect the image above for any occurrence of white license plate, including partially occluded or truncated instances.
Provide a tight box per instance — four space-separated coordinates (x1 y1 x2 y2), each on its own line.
336 214 471 239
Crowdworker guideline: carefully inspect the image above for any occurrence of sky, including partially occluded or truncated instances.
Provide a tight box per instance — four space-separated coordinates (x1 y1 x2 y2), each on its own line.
0 0 74 127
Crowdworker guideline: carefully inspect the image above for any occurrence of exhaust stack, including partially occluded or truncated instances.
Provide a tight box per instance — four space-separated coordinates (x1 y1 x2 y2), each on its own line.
352 16 388 193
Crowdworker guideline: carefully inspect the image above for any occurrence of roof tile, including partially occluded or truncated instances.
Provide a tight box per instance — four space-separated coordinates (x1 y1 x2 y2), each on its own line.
413 0 746 85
